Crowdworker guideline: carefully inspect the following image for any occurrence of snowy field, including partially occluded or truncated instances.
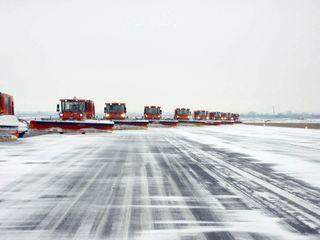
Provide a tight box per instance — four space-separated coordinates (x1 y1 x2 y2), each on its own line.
0 125 319 240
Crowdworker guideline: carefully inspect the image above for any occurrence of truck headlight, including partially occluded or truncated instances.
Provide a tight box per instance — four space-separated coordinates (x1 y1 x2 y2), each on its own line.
121 113 125 118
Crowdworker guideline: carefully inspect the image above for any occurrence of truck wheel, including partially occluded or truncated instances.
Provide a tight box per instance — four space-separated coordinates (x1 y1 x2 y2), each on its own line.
18 132 25 138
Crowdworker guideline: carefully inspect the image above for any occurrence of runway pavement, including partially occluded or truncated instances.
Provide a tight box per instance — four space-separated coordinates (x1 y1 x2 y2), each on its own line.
0 126 319 240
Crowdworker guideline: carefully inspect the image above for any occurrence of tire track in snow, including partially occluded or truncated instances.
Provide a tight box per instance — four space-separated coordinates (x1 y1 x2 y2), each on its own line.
0 130 319 240
165 134 320 235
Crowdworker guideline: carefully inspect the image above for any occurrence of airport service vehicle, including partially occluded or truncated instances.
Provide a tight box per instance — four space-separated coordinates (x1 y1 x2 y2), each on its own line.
144 106 178 127
174 108 205 126
193 110 209 120
232 113 242 123
144 106 161 120
0 92 28 140
29 97 114 133
174 108 191 120
104 102 148 129
220 112 234 124
209 112 221 121
206 112 222 126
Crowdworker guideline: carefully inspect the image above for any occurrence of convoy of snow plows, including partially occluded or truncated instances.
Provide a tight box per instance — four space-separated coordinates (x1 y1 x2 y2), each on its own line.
0 92 241 140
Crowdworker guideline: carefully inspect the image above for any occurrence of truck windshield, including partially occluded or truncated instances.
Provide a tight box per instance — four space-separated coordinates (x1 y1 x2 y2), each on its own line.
61 101 86 112
145 107 160 114
106 104 125 113
177 109 190 116
198 111 207 117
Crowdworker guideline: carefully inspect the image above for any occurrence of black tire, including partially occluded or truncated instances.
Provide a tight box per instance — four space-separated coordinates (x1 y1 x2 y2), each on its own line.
18 132 25 138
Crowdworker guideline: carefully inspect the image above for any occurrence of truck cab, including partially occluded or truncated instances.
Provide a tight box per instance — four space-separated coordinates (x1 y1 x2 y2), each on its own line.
0 93 14 115
174 108 191 120
104 103 127 120
58 98 95 121
232 113 241 123
193 110 209 120
209 112 221 121
220 112 226 121
226 112 234 121
144 106 162 120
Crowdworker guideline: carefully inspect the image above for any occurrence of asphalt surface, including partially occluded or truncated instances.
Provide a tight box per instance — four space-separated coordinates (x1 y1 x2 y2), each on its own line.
0 126 319 240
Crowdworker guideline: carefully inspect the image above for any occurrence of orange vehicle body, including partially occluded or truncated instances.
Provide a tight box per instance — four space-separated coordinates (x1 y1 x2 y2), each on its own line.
58 98 95 121
226 112 234 121
220 112 227 121
220 112 233 124
209 112 222 121
104 103 127 120
174 108 191 120
193 110 209 120
144 106 161 120
0 93 14 115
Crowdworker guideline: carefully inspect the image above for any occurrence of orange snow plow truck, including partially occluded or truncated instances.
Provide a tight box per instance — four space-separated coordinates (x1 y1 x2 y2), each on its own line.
104 102 148 129
144 106 161 120
174 108 191 120
144 106 178 127
193 110 209 120
104 103 127 120
29 97 114 133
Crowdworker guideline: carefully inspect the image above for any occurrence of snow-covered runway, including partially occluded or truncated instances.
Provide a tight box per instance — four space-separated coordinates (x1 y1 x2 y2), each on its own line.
0 125 319 240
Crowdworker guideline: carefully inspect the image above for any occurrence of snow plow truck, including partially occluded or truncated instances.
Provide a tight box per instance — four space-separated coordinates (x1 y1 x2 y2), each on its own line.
174 108 205 126
29 97 114 133
144 106 178 127
104 102 148 129
193 110 209 120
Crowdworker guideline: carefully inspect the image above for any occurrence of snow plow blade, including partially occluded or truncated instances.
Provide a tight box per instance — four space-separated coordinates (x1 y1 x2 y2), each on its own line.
149 120 178 127
178 120 206 126
221 120 234 125
29 119 114 133
205 120 221 126
113 120 149 130
234 120 242 124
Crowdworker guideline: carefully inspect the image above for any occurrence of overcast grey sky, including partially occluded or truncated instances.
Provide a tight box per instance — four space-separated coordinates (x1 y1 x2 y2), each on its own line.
0 0 319 114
